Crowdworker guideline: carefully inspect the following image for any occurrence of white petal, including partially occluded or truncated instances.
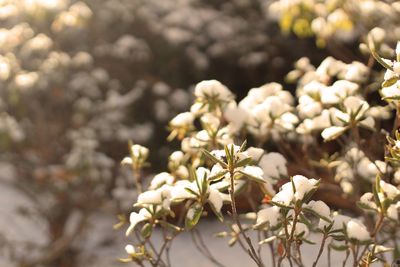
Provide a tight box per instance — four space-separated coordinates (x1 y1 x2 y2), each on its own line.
321 126 347 141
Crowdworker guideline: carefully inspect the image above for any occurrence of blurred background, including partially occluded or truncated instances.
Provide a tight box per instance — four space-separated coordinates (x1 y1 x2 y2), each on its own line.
0 0 383 266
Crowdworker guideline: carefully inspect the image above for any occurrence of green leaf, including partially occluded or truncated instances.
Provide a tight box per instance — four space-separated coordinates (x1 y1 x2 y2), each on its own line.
185 203 203 230
208 169 228 181
185 187 200 197
235 157 253 168
373 175 383 211
329 243 348 251
301 238 316 245
290 176 296 194
237 170 266 183
269 200 292 210
201 172 209 194
208 201 224 222
224 145 233 165
303 207 332 223
141 223 153 239
159 221 182 232
382 77 398 88
302 186 318 203
356 201 377 211
239 140 247 152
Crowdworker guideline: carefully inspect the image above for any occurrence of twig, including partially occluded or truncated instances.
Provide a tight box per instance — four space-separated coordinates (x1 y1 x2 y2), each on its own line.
312 233 328 267
228 169 264 267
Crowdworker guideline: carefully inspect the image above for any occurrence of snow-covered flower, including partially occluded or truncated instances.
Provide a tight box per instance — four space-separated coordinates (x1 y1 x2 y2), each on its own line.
149 172 175 190
126 208 152 235
258 152 287 182
256 206 280 228
168 112 195 140
272 175 319 206
125 244 135 255
137 185 171 210
306 200 331 219
319 213 351 231
346 219 370 242
191 80 234 114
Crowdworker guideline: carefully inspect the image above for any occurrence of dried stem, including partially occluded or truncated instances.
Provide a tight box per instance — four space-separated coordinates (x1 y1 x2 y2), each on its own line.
312 233 328 267
228 169 264 267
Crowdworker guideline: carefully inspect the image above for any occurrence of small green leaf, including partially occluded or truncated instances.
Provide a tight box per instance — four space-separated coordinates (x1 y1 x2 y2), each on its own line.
159 221 182 232
302 186 318 203
329 243 348 251
141 223 153 239
239 140 247 152
382 77 398 88
237 170 266 183
224 145 233 165
269 200 292 210
208 201 224 222
185 203 203 230
184 187 200 197
356 201 377 211
372 175 383 211
235 157 253 168
208 169 228 181
303 207 332 223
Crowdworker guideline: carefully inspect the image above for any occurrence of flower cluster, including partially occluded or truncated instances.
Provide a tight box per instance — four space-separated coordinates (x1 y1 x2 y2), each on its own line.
121 49 400 266
267 0 400 47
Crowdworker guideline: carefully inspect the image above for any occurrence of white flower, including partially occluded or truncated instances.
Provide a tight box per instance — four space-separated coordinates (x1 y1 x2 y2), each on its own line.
358 159 386 181
121 156 133 165
208 187 224 213
291 175 319 200
393 62 400 75
319 213 351 231
131 144 149 160
381 81 400 100
194 80 233 101
137 185 171 209
297 95 322 118
224 103 248 132
245 147 264 161
170 112 195 127
359 192 377 210
321 126 347 141
169 151 184 163
346 219 370 241
242 165 265 181
272 175 318 205
343 96 369 117
259 152 287 181
170 180 195 201
256 206 280 228
387 203 400 220
369 27 386 43
380 180 400 199
306 200 330 219
126 208 152 236
286 222 309 238
201 113 221 131
149 172 174 190
125 244 135 255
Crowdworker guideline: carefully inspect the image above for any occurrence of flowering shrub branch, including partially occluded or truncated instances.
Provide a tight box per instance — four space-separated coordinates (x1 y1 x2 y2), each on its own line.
120 36 400 266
